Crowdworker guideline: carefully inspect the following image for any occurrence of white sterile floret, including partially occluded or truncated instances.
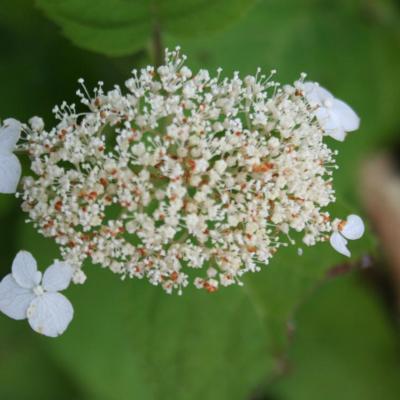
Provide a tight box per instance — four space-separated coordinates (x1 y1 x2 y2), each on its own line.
303 82 360 141
0 251 74 337
12 47 363 294
29 116 44 132
0 118 22 193
330 214 365 257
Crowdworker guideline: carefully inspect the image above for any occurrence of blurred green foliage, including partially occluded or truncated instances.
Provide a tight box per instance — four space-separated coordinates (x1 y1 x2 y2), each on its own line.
0 0 399 399
19 223 270 400
269 273 400 400
36 0 256 56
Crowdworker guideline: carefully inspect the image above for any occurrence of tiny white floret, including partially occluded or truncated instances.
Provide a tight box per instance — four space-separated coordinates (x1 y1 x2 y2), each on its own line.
29 116 44 132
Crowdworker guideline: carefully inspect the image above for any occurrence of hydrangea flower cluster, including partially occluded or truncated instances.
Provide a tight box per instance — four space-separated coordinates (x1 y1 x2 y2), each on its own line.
0 48 364 336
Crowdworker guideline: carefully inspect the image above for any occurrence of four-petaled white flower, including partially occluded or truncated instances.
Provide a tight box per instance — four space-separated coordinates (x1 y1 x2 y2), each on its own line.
0 118 22 193
330 214 365 257
303 82 360 142
0 251 74 337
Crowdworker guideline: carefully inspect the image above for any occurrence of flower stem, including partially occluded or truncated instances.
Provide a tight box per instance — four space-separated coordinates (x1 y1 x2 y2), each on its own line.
150 20 163 68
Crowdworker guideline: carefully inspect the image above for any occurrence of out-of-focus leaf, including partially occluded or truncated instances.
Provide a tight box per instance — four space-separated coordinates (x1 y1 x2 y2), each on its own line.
0 0 141 122
0 318 84 400
18 224 271 400
245 193 377 359
267 272 400 400
244 227 374 355
35 0 256 56
0 196 14 217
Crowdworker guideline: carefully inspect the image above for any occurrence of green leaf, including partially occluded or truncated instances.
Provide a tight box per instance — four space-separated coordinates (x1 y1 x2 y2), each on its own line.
244 206 375 355
18 224 271 400
267 272 400 400
35 0 256 56
0 195 14 218
0 318 84 400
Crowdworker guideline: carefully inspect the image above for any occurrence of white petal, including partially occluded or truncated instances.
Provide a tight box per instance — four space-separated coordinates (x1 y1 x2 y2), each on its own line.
12 251 41 289
332 99 360 132
303 82 333 105
0 153 22 193
0 118 21 153
315 107 347 141
315 107 339 130
0 274 35 320
43 261 73 292
341 214 365 240
27 292 73 337
314 85 334 102
330 232 351 257
326 126 347 142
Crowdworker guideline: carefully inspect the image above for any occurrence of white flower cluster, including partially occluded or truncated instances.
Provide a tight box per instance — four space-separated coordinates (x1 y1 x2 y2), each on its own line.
0 48 364 336
14 48 363 294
